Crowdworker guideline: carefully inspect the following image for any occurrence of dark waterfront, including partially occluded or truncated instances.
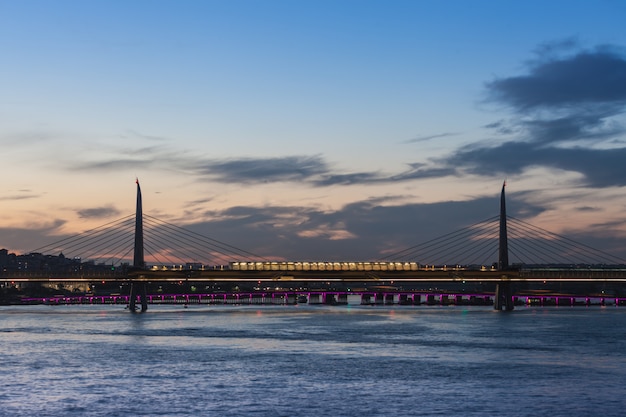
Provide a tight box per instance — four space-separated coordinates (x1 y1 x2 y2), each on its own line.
1 305 626 416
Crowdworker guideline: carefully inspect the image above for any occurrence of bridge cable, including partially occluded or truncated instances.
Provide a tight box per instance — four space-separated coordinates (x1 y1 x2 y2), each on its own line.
507 227 569 264
386 216 500 264
29 214 135 255
143 216 237 265
144 214 267 262
508 216 626 264
382 215 500 261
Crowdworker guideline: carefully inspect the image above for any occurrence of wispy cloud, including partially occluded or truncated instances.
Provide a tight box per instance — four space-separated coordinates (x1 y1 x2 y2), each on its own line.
122 130 170 142
0 189 41 201
404 132 458 144
0 194 39 201
190 155 329 184
76 205 121 219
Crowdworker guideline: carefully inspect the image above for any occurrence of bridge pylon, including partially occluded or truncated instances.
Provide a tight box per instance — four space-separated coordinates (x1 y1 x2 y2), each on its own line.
494 181 514 311
128 179 148 313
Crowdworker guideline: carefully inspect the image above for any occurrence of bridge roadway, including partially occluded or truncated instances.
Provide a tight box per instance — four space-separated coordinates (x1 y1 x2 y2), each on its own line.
5 266 626 284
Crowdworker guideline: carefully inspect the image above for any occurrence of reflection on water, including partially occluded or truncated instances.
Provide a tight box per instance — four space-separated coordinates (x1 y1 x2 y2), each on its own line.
1 304 626 416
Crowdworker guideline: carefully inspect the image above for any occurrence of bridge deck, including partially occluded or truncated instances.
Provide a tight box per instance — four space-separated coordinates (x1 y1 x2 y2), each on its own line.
4 267 626 283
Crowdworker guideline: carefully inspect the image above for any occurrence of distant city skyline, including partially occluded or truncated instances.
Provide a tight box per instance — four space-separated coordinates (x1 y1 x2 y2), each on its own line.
1 0 626 261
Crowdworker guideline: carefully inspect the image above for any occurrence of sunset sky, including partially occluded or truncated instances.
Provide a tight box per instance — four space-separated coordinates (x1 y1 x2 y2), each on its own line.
2 0 626 263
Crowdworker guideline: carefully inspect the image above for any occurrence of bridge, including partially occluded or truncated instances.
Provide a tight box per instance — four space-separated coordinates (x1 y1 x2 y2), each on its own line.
3 181 626 311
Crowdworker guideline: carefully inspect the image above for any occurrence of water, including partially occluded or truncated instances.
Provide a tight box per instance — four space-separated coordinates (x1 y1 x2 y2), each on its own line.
1 304 625 416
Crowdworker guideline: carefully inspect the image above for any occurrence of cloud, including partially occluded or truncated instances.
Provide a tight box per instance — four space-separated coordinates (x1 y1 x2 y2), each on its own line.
0 219 67 253
70 148 336 185
485 44 626 151
575 206 601 213
483 120 519 136
76 205 121 219
531 37 580 59
521 110 625 145
442 141 626 187
71 158 157 172
486 46 626 111
434 44 626 188
311 171 383 186
404 132 458 144
70 149 434 187
390 163 458 181
191 155 329 184
297 225 356 240
123 130 170 142
69 145 176 172
0 130 56 148
0 193 39 201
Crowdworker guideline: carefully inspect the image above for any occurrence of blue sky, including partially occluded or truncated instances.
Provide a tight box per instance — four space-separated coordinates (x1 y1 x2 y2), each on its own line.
2 0 626 264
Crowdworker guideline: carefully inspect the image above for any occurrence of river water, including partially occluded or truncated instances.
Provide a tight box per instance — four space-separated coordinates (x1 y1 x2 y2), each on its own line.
1 304 625 416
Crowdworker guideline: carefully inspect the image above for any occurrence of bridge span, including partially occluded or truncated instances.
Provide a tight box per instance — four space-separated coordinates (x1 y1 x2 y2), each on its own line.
5 265 626 309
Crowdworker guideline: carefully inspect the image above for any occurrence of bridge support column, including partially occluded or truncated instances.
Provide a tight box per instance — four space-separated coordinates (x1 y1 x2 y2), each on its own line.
129 282 148 313
494 282 514 311
494 182 514 311
337 293 348 304
129 179 148 313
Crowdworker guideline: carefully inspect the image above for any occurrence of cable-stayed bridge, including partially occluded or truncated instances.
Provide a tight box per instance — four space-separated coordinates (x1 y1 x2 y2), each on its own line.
22 186 626 269
3 181 626 311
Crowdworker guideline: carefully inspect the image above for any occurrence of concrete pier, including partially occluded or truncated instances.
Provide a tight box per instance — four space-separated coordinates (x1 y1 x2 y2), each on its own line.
494 282 514 311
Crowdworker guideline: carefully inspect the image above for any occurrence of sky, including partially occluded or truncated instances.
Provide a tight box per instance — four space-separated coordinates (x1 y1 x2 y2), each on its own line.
2 0 626 264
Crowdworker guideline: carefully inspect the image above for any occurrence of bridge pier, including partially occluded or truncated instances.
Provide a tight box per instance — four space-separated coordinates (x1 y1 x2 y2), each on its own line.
494 282 514 311
128 282 148 313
